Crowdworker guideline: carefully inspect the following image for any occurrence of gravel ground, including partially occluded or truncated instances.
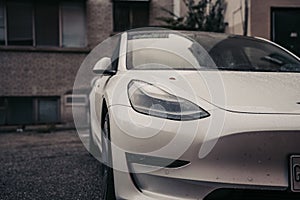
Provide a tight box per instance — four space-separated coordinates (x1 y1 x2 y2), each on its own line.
0 130 104 200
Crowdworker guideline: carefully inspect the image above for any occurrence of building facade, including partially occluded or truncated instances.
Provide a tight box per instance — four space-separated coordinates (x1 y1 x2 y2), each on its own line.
225 0 300 57
0 0 178 126
1 0 299 126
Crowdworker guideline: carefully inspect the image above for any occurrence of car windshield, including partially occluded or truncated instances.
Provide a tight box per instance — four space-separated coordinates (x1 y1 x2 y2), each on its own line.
126 31 300 72
126 31 217 70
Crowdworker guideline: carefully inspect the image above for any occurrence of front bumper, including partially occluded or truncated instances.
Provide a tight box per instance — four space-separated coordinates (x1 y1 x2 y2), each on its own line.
108 105 300 200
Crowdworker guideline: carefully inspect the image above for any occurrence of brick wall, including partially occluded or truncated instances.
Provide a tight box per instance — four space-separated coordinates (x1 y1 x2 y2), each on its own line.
0 0 174 125
87 0 174 48
87 0 113 48
0 51 87 97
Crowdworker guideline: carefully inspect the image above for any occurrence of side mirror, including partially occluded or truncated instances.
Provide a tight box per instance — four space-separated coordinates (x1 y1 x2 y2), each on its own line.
92 57 116 75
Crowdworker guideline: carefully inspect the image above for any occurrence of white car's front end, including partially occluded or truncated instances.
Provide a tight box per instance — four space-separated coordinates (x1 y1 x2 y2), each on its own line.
106 71 300 200
88 30 300 199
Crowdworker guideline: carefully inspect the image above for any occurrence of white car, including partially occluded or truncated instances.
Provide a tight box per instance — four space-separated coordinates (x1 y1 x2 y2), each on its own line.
88 30 300 200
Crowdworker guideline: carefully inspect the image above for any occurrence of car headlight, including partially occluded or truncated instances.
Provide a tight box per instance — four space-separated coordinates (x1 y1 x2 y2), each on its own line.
127 80 210 121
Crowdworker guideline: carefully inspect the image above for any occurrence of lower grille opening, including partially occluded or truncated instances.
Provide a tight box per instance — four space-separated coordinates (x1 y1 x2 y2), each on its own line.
204 189 300 200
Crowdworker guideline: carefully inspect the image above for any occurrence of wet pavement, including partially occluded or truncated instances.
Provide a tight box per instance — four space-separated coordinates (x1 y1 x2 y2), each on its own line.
0 130 104 200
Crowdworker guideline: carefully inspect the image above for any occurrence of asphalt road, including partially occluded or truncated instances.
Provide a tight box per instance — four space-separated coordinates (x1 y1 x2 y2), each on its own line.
0 130 104 200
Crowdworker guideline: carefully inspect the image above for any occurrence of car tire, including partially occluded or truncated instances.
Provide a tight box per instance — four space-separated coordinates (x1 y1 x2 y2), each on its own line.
101 111 116 200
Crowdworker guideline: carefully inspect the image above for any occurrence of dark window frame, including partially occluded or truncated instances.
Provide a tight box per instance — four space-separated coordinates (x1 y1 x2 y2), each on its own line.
113 1 150 32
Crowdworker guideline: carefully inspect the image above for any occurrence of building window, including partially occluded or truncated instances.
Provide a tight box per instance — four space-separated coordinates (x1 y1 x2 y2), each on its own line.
7 0 33 45
35 1 59 46
61 1 86 47
38 98 60 123
0 0 86 48
0 97 60 125
113 1 149 32
0 0 5 45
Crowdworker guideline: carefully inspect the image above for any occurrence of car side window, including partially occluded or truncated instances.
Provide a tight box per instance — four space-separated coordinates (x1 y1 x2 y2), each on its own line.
243 47 279 71
111 36 121 71
209 44 252 70
207 37 300 72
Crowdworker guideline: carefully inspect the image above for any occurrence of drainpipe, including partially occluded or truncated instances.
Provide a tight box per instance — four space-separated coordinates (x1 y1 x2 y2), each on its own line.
244 0 249 36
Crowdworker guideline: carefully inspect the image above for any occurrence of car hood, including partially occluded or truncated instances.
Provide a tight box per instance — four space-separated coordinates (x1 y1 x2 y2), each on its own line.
179 71 300 114
119 70 300 114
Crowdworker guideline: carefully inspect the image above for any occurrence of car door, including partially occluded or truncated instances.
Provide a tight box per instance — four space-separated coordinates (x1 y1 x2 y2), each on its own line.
91 35 121 146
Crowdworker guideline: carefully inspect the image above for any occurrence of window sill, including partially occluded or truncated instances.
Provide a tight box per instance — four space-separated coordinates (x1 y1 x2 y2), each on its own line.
0 45 91 53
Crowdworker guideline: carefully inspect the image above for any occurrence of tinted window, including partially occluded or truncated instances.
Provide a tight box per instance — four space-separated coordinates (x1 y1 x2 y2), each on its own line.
127 31 300 72
206 37 300 72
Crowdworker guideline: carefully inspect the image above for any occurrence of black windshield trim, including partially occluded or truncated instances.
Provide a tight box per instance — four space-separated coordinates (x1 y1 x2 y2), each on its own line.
127 68 300 73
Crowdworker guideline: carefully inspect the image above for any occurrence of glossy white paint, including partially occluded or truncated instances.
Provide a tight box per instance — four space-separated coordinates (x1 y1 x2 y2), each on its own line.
89 32 300 200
